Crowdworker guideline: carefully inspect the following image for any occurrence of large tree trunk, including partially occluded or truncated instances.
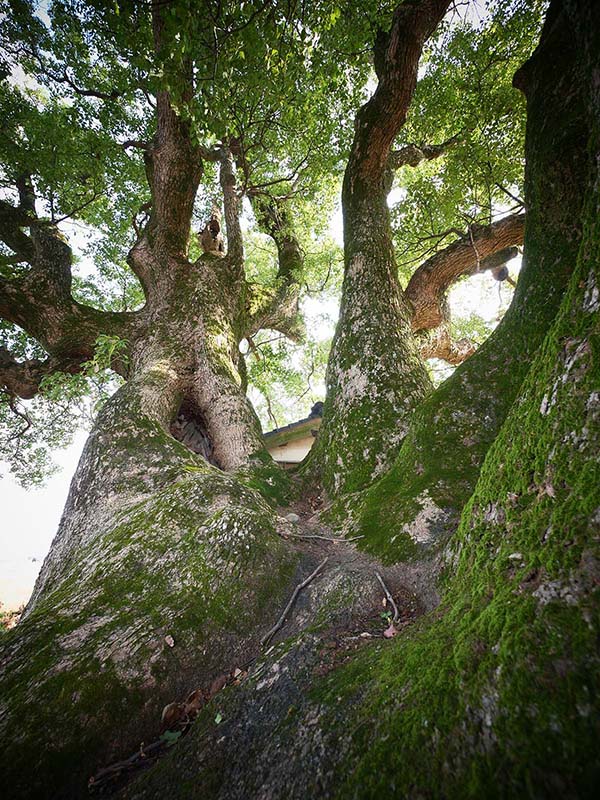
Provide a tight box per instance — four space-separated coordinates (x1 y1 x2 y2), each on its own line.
342 0 591 560
108 3 600 797
313 0 452 495
0 253 299 799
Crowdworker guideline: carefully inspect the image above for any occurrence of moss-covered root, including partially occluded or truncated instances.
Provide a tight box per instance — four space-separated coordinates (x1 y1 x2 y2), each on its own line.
342 0 592 562
0 420 298 800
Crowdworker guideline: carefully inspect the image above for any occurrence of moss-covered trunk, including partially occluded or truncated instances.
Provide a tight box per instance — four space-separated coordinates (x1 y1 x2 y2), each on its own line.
315 186 432 495
314 1 452 495
0 251 298 800
346 0 592 559
109 3 600 798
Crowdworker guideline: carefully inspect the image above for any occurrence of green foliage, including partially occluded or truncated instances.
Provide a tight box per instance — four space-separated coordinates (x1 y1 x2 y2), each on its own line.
392 0 544 279
0 331 125 486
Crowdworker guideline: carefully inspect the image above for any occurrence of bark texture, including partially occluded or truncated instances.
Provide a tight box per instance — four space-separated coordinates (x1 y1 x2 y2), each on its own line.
314 0 451 495
344 0 592 560
0 6 311 797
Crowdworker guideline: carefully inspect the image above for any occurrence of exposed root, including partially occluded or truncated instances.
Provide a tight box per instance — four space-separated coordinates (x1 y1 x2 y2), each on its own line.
375 571 400 623
261 557 329 647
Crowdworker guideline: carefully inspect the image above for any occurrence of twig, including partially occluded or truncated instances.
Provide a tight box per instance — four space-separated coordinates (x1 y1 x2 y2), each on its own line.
467 223 481 272
306 500 334 523
283 531 363 543
375 572 399 624
261 557 329 647
495 182 526 209
89 739 166 791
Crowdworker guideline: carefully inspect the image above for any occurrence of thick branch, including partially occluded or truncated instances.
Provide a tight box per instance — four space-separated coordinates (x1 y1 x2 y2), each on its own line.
140 3 202 259
0 347 83 400
416 299 477 365
219 148 244 268
347 0 452 195
0 271 135 387
0 199 36 263
246 194 305 341
406 212 526 331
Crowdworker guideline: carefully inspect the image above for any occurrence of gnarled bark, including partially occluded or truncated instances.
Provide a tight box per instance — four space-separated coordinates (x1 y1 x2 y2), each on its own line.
347 0 591 561
314 0 451 495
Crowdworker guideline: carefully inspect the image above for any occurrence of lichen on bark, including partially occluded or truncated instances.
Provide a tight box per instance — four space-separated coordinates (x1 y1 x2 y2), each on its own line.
341 0 593 560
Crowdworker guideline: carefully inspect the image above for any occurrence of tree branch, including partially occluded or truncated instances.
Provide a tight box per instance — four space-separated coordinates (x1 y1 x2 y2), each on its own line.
245 194 305 341
0 347 83 400
389 132 461 170
406 212 526 331
0 270 135 385
218 148 244 267
0 199 36 264
417 322 477 365
347 0 452 194
141 2 202 259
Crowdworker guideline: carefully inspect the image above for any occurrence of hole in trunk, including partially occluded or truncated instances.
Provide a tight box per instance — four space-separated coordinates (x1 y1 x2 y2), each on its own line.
170 399 219 467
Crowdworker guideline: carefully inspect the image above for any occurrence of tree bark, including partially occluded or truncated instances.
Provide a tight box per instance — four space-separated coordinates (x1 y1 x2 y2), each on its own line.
0 9 312 798
346 0 592 561
314 0 451 496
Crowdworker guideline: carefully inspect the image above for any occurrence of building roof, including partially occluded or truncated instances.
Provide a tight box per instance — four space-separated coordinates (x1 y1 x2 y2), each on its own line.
263 402 323 448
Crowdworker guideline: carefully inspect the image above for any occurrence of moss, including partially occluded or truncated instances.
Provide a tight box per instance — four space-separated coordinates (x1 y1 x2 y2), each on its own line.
235 449 295 506
312 151 600 798
0 419 300 800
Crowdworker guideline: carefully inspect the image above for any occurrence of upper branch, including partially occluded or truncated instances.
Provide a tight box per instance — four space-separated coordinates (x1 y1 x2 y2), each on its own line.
245 194 305 341
405 212 526 331
346 0 452 196
129 1 202 270
219 148 244 268
388 132 461 170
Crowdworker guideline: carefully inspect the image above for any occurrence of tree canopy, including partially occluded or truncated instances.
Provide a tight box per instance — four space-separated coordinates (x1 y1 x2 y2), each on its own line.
0 0 544 484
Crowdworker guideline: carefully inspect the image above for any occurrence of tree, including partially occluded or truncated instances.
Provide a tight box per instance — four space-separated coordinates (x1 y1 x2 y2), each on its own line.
0 1 598 798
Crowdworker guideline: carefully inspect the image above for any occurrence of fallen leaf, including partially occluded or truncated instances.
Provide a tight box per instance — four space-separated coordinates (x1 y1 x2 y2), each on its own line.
183 688 205 717
160 730 182 746
383 624 398 639
160 702 186 731
165 635 175 648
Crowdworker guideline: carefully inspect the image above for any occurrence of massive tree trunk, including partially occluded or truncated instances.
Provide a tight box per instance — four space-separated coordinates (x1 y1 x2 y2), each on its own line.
342 0 592 560
107 3 600 798
0 146 300 800
0 7 308 798
313 0 452 496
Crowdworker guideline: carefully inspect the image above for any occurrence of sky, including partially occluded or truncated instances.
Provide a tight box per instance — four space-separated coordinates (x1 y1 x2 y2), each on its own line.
1 431 87 610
